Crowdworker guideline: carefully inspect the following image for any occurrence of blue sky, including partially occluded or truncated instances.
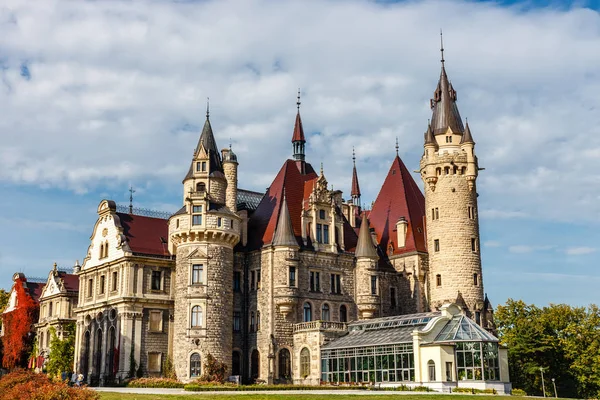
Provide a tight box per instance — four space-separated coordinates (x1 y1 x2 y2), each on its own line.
1 0 599 308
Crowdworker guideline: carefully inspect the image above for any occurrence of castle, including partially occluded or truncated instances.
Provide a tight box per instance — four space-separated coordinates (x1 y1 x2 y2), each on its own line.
3 46 510 392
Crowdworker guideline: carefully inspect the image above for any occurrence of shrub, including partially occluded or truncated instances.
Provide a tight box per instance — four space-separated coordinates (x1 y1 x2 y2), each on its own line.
127 377 184 388
511 388 527 396
0 369 98 400
162 357 176 380
196 353 227 384
412 385 435 392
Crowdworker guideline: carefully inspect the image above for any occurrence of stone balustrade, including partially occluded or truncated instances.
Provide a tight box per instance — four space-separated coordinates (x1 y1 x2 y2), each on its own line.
293 320 347 333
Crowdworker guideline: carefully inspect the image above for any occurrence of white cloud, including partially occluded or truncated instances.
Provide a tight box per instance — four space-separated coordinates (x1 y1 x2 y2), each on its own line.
484 240 502 248
0 0 599 226
508 245 554 254
565 246 596 255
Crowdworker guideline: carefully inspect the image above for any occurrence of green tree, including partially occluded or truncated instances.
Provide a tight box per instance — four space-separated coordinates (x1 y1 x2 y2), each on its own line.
45 323 75 378
0 289 9 312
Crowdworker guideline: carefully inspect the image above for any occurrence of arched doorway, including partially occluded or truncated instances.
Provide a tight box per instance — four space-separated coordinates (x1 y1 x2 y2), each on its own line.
278 348 291 381
232 351 241 376
82 331 90 377
95 328 103 379
107 327 116 381
339 305 347 322
251 349 260 381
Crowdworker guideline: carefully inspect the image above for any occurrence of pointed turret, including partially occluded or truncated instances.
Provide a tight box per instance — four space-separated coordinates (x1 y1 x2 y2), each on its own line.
292 90 306 173
355 218 377 259
272 191 298 247
460 120 475 144
194 107 223 175
351 148 361 204
430 32 464 136
424 122 437 147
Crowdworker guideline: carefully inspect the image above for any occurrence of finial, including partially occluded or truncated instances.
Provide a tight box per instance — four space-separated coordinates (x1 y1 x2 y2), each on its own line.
440 29 445 66
229 137 232 150
395 137 399 156
129 185 135 214
296 88 301 112
320 162 324 175
352 147 356 165
53 262 57 271
206 97 210 119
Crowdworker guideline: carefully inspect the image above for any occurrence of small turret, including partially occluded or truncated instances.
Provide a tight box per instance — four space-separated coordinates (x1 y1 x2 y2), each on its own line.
350 148 361 206
222 144 238 213
272 191 298 247
355 218 377 259
292 89 306 174
355 218 380 319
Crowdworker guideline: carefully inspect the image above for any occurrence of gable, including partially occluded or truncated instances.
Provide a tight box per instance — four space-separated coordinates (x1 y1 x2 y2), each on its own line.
82 212 129 270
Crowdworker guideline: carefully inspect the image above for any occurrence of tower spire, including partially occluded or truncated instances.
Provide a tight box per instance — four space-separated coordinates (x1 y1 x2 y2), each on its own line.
206 97 210 119
440 29 445 66
351 147 361 203
272 189 298 247
129 185 135 214
292 89 306 170
297 88 301 111
395 137 399 156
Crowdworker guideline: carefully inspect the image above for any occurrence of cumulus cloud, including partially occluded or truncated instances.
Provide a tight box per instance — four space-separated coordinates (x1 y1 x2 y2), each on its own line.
1 0 600 225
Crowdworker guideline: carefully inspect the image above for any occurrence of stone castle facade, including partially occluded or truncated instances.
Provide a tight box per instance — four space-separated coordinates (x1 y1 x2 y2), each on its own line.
66 51 498 386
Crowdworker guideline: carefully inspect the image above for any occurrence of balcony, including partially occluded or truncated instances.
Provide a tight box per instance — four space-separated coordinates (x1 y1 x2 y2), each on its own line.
293 320 347 333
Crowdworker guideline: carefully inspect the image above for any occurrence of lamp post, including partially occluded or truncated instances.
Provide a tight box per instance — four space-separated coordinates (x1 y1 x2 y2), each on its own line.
540 367 546 397
551 378 557 398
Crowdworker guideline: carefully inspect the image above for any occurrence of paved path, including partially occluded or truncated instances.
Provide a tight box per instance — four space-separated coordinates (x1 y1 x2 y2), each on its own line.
94 387 456 396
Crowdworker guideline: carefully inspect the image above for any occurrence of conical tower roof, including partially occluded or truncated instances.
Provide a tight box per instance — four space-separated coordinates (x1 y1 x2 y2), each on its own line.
292 112 305 142
351 149 361 198
272 191 298 247
424 122 437 146
195 116 223 174
355 218 377 259
460 121 475 144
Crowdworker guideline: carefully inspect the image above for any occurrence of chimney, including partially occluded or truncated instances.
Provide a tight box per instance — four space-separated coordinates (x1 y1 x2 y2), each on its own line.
396 217 408 248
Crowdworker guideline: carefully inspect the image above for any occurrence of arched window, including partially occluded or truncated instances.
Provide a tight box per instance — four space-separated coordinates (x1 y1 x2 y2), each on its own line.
104 242 109 258
300 348 310 378
191 306 202 328
339 305 347 322
462 166 466 175
444 166 450 175
428 360 436 381
82 331 90 376
278 348 291 380
190 353 201 377
232 351 241 376
256 311 261 331
108 327 116 377
99 243 104 259
321 303 330 321
436 167 442 176
250 312 255 332
196 182 206 192
95 329 103 376
251 349 260 380
303 302 312 322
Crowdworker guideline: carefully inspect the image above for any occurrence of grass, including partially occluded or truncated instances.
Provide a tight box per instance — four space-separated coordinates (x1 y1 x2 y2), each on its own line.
98 394 532 400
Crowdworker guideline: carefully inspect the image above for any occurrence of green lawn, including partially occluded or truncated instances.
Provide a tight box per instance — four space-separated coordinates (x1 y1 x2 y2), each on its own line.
98 394 529 400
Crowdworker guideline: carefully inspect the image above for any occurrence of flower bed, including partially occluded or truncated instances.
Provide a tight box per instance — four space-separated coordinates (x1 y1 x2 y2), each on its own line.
126 377 184 388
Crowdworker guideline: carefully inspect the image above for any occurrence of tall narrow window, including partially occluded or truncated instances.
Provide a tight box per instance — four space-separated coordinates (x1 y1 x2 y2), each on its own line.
192 205 203 226
111 271 118 292
473 273 479 286
217 217 222 227
233 271 241 292
371 276 378 295
151 271 162 290
310 271 320 292
319 210 326 219
233 311 241 332
390 287 397 309
471 238 477 252
192 264 203 284
99 275 106 294
434 239 440 252
339 305 347 322
323 225 330 244
446 362 453 382
303 302 312 322
191 306 202 328
256 269 261 289
436 274 442 287
250 312 255 332
316 224 323 243
435 208 439 220
190 353 201 377
428 360 436 381
87 278 93 297
201 161 206 172
468 206 475 219
321 303 330 321
48 302 53 317
289 266 296 287
196 162 201 172
330 274 341 294
256 311 261 331
300 348 311 378
250 271 255 290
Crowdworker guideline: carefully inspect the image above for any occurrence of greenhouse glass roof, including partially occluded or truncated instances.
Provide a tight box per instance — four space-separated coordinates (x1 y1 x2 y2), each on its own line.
434 315 498 343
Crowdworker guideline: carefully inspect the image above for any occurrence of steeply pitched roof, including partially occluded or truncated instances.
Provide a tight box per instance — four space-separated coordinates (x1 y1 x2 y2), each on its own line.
461 121 475 144
26 282 45 304
430 65 464 135
424 123 437 147
57 271 80 292
355 218 377 258
183 116 224 181
271 191 299 247
351 162 361 198
116 213 170 257
291 112 305 142
368 156 426 255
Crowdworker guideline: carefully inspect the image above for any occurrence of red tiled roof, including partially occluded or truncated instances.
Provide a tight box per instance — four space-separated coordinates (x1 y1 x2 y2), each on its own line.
58 272 80 292
291 112 305 142
351 164 361 197
26 282 45 304
116 213 170 257
367 156 426 255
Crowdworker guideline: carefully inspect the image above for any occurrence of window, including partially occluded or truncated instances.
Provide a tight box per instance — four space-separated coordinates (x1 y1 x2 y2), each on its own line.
428 360 436 381
99 243 104 259
176 219 180 228
104 242 109 258
256 269 261 289
475 311 481 325
250 312 255 332
192 205 203 226
303 302 312 322
289 267 296 287
468 206 475 219
319 209 326 219
309 271 320 292
473 273 479 286
201 161 206 172
339 305 347 322
192 264 204 284
48 302 53 317
444 166 450 175
196 182 206 192
233 271 241 292
250 271 255 290
456 342 500 381
191 306 202 328
196 162 201 172
471 238 477 252
330 274 341 294
233 311 241 332
431 208 440 220
149 311 163 332
151 271 162 290
99 275 105 294
217 217 222 227
323 225 330 244
300 348 311 378
87 278 93 297
390 287 397 309
445 136 452 143
436 274 442 287
256 311 261 331
278 349 291 380
232 351 241 376
321 303 330 321
446 362 453 381
230 220 234 229
111 271 118 292
370 275 377 295
316 224 323 243
434 239 440 252
190 353 201 377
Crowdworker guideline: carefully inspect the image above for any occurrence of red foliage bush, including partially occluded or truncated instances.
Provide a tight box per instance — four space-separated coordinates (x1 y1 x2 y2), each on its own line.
0 369 99 400
1 278 38 369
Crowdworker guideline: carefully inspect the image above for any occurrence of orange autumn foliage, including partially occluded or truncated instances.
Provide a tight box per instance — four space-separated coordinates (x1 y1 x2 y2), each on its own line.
0 369 99 400
1 278 38 369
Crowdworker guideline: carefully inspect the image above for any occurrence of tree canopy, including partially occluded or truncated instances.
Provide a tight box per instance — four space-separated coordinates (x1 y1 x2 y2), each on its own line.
46 322 76 377
496 299 600 399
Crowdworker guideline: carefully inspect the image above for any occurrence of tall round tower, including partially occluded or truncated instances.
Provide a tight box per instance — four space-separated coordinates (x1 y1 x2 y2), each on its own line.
169 109 241 382
420 45 484 320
